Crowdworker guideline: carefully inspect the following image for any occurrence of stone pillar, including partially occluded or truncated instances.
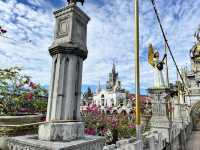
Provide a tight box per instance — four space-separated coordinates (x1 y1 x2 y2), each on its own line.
38 3 90 141
179 91 191 125
173 95 185 129
46 4 89 123
148 88 172 142
146 135 156 150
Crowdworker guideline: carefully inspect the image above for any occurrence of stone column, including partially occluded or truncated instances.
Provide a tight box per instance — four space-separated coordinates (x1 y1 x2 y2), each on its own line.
148 88 172 142
38 3 89 141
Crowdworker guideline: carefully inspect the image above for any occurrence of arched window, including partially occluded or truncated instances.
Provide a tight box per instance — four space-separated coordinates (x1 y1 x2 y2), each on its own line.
111 98 114 106
101 94 105 106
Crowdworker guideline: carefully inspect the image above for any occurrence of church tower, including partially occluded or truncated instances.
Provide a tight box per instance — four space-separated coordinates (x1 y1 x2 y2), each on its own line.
107 63 118 90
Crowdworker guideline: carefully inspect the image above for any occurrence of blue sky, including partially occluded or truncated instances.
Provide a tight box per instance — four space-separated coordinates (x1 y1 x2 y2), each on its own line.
0 0 200 94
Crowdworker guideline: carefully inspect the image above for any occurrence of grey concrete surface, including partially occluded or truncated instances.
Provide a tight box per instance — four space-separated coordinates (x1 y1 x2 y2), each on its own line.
8 135 105 150
186 131 200 150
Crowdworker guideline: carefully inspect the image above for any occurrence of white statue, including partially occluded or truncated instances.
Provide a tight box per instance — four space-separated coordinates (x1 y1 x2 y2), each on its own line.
148 44 167 88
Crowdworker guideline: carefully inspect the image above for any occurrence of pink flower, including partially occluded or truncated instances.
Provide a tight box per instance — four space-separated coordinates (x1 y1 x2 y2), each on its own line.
19 108 29 112
108 107 112 111
102 128 108 134
16 84 22 88
128 124 136 129
111 120 118 128
84 128 96 135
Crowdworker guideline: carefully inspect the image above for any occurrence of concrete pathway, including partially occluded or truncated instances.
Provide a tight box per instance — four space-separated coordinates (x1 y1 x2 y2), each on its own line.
186 131 200 150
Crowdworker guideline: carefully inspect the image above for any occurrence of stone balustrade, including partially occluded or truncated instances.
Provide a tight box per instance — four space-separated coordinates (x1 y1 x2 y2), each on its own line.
102 122 192 150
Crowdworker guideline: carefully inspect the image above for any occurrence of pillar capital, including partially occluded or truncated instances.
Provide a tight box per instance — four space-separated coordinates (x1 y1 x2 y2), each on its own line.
50 4 90 58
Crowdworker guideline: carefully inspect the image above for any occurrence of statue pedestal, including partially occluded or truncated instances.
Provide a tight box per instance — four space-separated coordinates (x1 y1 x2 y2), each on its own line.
173 102 185 129
148 88 172 142
38 122 84 141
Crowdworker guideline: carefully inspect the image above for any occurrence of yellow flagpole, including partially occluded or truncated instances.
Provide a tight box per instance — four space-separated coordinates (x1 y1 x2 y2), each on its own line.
134 0 141 140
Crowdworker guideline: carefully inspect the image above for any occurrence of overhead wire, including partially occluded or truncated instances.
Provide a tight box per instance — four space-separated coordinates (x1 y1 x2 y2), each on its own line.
149 0 192 102
150 0 185 86
149 2 191 150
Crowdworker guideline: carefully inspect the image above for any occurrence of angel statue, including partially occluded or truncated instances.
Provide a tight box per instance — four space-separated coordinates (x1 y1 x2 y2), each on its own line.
148 43 167 88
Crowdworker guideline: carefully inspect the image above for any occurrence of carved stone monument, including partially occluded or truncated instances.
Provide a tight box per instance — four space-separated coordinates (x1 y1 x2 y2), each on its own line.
7 2 105 150
148 87 179 142
38 1 89 141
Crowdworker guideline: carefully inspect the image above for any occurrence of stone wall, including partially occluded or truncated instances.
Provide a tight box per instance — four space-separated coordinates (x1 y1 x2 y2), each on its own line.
103 123 192 150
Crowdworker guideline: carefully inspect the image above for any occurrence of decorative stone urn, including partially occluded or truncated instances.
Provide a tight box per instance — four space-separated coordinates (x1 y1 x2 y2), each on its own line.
0 114 42 149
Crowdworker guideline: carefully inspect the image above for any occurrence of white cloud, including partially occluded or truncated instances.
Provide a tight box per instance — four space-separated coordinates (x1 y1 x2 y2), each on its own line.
0 0 53 84
0 0 199 93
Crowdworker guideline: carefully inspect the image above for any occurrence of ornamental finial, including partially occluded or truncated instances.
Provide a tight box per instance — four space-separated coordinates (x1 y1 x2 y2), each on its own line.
67 0 84 6
194 25 200 43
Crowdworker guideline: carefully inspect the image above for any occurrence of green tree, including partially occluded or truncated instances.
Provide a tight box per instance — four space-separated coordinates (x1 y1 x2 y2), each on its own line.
0 67 47 115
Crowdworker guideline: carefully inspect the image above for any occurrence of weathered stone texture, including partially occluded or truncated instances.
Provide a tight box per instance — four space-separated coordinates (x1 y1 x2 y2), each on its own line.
38 122 84 141
8 135 105 150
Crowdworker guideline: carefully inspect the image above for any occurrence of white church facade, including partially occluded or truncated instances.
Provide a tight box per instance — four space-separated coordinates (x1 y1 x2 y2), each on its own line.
93 63 128 108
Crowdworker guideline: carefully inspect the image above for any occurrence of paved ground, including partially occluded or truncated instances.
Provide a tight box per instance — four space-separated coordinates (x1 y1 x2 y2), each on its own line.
186 131 200 150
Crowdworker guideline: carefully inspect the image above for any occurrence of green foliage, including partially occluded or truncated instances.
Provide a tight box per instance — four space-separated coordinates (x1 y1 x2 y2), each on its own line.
33 100 47 113
0 125 38 136
0 66 48 115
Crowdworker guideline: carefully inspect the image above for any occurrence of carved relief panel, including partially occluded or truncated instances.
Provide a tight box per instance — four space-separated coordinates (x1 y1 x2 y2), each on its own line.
56 17 70 38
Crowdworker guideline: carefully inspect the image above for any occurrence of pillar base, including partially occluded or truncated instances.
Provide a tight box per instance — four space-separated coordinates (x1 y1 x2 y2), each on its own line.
7 135 105 150
38 122 84 141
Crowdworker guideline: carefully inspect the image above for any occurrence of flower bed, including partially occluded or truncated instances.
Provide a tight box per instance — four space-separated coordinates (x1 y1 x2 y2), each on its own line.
81 104 136 144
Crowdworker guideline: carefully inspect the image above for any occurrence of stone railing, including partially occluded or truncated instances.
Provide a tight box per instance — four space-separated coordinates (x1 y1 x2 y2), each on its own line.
103 122 192 150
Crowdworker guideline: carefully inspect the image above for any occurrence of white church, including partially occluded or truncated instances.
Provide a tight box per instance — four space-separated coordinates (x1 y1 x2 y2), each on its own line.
93 63 128 108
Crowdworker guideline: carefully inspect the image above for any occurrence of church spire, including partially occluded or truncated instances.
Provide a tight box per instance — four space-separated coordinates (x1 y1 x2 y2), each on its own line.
97 80 101 93
112 61 116 74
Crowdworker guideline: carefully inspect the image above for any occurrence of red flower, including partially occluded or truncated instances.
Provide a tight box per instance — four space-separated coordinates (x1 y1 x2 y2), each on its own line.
29 82 37 89
25 92 33 101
